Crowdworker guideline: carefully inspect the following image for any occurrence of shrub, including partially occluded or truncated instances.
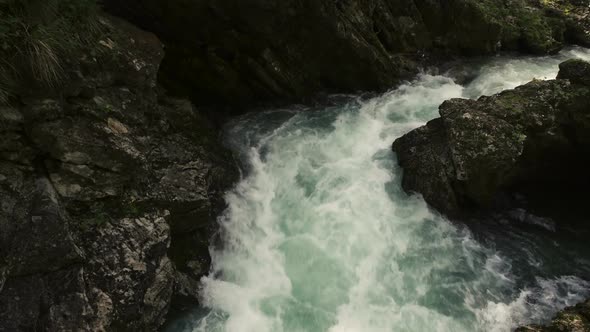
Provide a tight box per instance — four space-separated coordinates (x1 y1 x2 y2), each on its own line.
0 0 100 103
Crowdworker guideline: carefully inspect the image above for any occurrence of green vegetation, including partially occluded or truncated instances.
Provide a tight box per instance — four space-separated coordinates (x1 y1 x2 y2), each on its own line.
541 0 576 13
0 0 100 104
471 0 566 54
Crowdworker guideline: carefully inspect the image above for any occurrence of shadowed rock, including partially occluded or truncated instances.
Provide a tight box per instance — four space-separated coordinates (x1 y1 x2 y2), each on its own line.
0 15 237 331
393 58 590 217
102 0 590 110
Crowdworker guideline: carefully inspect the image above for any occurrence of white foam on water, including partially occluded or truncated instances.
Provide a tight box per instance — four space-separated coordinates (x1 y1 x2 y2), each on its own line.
464 47 590 97
183 47 590 332
472 276 590 332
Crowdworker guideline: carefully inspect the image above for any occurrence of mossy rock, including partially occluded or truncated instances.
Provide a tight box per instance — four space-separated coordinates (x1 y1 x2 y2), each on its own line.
393 59 590 216
558 58 590 85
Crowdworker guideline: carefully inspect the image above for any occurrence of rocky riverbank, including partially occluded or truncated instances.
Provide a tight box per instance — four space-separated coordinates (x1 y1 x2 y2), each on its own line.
0 15 237 330
102 0 590 110
393 58 590 217
393 58 590 331
1 0 589 331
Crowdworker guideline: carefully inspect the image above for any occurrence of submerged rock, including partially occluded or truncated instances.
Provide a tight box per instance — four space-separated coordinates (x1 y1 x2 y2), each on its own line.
102 0 590 110
393 58 590 217
0 14 237 331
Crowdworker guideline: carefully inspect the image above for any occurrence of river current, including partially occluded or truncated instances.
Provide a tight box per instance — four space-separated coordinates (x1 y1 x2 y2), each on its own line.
170 47 590 332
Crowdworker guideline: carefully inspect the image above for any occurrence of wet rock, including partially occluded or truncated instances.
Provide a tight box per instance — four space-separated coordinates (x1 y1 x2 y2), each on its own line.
0 13 237 331
558 58 590 85
390 117 460 214
506 208 557 232
83 212 174 330
516 299 590 332
0 212 173 331
102 0 587 110
393 59 590 217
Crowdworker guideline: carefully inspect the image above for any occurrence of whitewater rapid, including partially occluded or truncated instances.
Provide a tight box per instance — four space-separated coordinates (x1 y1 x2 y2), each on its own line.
171 48 590 332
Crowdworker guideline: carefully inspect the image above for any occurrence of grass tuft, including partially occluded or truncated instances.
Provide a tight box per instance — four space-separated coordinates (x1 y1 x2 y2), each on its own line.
0 0 100 104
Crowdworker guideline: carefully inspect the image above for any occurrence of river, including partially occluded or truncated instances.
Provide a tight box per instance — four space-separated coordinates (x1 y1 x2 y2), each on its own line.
169 47 590 332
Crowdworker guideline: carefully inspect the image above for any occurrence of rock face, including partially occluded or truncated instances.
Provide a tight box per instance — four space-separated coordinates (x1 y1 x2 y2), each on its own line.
540 0 590 47
516 299 590 332
0 15 237 331
102 0 590 109
392 59 590 217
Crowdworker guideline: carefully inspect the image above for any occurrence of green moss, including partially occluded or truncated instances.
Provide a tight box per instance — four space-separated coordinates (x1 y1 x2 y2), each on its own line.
541 0 575 13
519 10 563 53
470 0 566 54
494 93 527 114
552 312 589 330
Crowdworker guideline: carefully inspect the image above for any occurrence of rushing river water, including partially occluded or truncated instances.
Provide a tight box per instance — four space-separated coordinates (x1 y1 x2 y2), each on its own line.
169 48 590 332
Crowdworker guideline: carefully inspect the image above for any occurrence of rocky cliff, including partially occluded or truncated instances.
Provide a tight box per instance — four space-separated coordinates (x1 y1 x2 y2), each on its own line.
0 15 237 331
102 0 590 110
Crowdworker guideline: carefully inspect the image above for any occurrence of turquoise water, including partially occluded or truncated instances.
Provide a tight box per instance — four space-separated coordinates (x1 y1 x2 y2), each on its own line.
174 48 590 332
